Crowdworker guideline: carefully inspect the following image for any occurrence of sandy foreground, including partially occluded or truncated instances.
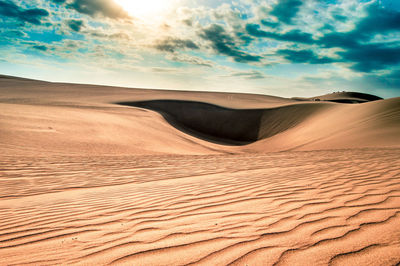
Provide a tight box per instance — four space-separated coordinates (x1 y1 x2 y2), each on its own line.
0 75 399 265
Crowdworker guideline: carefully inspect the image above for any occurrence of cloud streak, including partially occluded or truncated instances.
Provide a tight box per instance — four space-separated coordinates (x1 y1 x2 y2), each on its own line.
154 38 199 53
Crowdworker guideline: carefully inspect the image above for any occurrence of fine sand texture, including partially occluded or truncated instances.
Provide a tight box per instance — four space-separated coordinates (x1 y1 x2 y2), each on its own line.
0 75 399 265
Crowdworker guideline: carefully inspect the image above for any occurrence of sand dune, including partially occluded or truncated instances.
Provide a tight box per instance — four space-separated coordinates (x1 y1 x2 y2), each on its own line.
0 75 399 265
1 74 398 155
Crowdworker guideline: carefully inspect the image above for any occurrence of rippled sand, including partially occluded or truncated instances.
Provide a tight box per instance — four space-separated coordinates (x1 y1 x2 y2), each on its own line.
1 149 399 265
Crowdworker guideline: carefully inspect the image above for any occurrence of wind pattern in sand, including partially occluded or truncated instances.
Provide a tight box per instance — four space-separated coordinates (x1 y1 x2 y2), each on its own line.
1 149 399 265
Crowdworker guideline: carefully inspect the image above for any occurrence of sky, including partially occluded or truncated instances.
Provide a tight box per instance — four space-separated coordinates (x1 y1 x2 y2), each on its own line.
0 0 400 98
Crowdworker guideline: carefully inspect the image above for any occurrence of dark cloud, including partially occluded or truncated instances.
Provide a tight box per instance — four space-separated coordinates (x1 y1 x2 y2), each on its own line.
338 45 400 72
0 0 49 25
277 49 334 64
318 33 358 49
53 0 129 19
154 38 199 53
331 9 347 22
1 30 26 38
260 20 279 28
318 3 400 72
66 19 84 32
182 19 193 27
270 0 303 24
235 32 254 46
199 24 261 63
319 23 335 32
320 3 400 49
355 3 400 38
32 44 48 51
246 24 314 44
0 29 26 46
385 69 400 81
363 70 400 90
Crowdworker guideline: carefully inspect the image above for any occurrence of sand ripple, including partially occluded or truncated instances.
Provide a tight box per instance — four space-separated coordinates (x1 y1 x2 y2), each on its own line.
0 148 399 265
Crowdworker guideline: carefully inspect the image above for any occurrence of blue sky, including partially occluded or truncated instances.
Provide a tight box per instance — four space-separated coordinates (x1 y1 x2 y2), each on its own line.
1 0 400 98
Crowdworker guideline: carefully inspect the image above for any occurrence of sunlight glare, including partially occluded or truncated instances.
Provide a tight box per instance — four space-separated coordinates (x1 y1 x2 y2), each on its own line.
114 0 175 22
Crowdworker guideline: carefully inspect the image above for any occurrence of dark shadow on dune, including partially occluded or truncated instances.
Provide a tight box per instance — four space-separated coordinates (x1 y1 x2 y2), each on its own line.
328 99 368 104
117 100 328 146
315 92 383 104
119 100 262 145
293 92 383 104
336 92 383 101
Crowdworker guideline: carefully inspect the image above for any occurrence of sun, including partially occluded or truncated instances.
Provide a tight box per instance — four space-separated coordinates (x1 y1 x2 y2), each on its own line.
114 0 174 22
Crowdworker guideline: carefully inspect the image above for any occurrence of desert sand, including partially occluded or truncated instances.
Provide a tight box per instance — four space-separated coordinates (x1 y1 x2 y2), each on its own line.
0 75 399 265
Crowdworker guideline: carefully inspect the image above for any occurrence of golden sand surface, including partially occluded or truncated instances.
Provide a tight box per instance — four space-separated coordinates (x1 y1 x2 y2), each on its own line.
0 75 399 265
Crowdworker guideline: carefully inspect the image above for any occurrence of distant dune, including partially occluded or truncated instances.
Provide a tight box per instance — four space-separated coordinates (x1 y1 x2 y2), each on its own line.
0 75 399 265
293 91 383 103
